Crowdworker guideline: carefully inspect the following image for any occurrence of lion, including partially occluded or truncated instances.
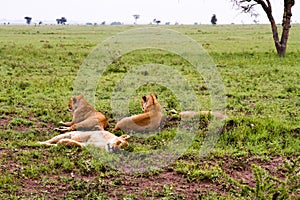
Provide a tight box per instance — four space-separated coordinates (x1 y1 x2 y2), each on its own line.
37 131 130 152
113 94 162 132
171 110 226 119
55 94 109 132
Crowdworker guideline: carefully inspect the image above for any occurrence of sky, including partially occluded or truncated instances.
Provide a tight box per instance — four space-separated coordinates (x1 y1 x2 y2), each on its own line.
0 0 299 25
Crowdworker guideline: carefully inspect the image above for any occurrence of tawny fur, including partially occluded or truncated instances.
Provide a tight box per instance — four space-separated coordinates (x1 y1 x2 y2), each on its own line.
113 94 162 132
37 131 130 152
55 94 108 132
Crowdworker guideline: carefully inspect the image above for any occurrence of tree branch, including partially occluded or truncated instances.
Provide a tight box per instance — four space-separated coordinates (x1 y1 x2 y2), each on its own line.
231 0 295 56
254 0 271 15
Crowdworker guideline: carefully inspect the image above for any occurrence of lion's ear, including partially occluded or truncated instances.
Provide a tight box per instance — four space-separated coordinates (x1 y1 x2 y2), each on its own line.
72 97 77 104
121 135 130 141
154 93 158 99
142 95 147 102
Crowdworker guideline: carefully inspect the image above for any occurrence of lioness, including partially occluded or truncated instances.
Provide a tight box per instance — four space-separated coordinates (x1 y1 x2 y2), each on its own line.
113 94 162 132
55 94 109 132
173 110 226 119
37 131 130 152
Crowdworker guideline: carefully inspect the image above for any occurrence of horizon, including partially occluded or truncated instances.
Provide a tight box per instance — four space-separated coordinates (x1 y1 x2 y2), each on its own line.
1 0 299 25
1 20 300 26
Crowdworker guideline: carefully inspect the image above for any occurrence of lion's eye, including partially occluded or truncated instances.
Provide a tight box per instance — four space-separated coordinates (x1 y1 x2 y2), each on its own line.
115 140 122 146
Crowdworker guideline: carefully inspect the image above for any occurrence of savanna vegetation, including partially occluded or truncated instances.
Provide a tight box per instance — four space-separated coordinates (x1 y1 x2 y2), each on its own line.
0 24 299 199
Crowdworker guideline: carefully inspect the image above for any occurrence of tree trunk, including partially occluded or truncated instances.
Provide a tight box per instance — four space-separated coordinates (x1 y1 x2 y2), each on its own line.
279 0 294 56
256 0 294 57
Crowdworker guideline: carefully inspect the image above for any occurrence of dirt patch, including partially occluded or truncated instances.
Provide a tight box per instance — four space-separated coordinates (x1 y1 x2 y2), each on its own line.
214 155 287 188
114 171 225 199
12 167 225 199
0 117 12 127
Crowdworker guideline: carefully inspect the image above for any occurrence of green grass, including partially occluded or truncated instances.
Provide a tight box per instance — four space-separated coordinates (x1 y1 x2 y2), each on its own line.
0 24 299 199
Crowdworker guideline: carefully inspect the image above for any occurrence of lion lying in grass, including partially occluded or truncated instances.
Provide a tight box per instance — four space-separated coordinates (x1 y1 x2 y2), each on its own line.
178 110 226 119
113 94 162 132
37 131 130 152
55 94 109 132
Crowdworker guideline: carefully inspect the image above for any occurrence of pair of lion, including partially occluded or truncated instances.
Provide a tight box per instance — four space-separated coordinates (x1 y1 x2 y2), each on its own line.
38 94 225 152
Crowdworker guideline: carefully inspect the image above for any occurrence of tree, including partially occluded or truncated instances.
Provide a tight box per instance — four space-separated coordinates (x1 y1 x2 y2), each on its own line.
133 14 140 24
56 17 67 25
24 17 32 25
211 14 217 25
232 0 295 57
153 19 161 25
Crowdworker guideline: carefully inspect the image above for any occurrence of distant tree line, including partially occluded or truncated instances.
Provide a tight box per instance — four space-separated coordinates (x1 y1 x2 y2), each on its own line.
23 16 67 25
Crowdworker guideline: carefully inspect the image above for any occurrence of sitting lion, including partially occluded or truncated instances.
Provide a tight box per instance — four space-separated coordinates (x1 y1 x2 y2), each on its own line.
113 94 162 132
37 131 130 152
55 94 109 132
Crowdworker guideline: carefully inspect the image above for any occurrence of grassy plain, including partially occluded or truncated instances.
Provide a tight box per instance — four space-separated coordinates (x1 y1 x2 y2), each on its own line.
0 24 299 199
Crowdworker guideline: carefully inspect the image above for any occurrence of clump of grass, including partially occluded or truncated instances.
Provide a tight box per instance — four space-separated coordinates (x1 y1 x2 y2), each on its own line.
9 118 33 127
175 160 222 182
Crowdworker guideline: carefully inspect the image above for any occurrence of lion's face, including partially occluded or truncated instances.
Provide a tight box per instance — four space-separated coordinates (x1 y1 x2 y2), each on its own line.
68 94 84 112
67 98 73 112
142 94 158 112
107 135 130 152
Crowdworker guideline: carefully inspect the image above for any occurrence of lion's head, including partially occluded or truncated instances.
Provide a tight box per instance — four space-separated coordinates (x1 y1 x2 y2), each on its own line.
67 94 85 112
141 93 160 112
107 134 130 152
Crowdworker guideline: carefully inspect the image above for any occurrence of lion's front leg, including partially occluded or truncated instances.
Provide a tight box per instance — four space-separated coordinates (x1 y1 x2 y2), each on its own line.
112 117 129 132
54 121 74 132
37 132 73 145
60 121 74 127
36 141 57 146
54 126 74 132
57 139 84 147
112 123 121 132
